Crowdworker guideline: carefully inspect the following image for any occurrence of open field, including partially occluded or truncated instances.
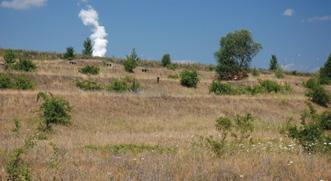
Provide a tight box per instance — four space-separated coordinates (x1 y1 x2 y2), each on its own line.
0 59 330 180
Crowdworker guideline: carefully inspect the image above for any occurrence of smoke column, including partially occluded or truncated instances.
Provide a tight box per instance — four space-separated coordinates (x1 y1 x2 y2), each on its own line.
79 6 108 57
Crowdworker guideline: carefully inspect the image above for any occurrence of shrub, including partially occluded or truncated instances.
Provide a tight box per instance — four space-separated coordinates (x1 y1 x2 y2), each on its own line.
274 67 284 79
307 86 330 107
320 111 331 130
5 149 31 181
319 54 331 84
0 73 13 89
123 49 139 73
79 65 100 75
251 68 260 76
106 79 128 92
128 78 141 92
233 113 255 142
166 64 177 70
64 47 75 60
82 38 93 57
4 49 16 65
209 81 237 95
259 80 282 93
215 117 233 141
12 59 36 72
304 78 320 90
14 76 35 90
161 54 171 67
180 69 199 88
269 55 278 71
76 80 103 91
37 92 72 129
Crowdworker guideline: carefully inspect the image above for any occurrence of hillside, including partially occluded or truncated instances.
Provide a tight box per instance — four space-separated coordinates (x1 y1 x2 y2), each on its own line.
0 58 330 180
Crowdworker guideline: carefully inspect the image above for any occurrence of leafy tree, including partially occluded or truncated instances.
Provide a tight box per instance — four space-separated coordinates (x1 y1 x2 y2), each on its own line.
64 47 75 60
4 50 16 65
161 54 171 67
82 38 93 57
320 54 331 84
269 55 278 71
123 49 139 72
215 29 262 80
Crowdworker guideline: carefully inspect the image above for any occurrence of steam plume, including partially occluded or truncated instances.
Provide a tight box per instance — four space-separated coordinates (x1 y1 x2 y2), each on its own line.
79 6 108 57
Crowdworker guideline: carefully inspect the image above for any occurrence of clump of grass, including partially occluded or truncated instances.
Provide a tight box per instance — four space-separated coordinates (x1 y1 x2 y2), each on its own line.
75 80 103 91
5 149 31 181
79 65 100 75
84 144 177 155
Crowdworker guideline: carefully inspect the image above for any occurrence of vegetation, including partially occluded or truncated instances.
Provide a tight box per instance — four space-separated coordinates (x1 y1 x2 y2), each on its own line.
215 29 262 80
180 69 199 88
285 104 331 153
319 54 331 84
79 65 100 75
82 38 93 57
269 55 278 71
161 54 171 67
251 68 260 76
0 73 35 90
123 49 139 72
107 77 141 93
4 49 16 65
64 47 75 60
166 63 177 70
37 92 72 130
274 67 284 79
304 77 330 107
209 81 237 95
5 149 31 181
76 80 103 91
12 59 37 72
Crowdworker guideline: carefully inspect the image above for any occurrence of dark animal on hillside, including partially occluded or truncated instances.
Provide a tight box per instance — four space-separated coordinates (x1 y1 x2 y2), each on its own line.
142 68 148 72
157 77 160 84
105 63 112 67
69 61 77 65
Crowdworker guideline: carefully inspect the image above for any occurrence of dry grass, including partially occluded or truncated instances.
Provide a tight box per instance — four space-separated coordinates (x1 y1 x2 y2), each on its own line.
0 59 330 180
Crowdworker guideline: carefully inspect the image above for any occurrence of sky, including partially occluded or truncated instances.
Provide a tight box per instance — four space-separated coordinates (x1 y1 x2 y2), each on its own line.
0 0 330 72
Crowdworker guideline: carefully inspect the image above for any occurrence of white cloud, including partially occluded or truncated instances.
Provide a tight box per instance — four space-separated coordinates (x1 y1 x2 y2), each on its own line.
0 0 46 10
283 9 294 16
307 16 331 23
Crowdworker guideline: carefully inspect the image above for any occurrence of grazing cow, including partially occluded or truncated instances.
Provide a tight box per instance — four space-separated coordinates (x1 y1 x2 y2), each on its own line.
69 61 77 65
142 68 148 72
105 63 112 67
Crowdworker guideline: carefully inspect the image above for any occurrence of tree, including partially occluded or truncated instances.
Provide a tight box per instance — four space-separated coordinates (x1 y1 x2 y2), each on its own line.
82 38 93 57
64 47 75 60
161 54 171 67
180 69 199 88
269 55 278 71
123 49 139 72
215 29 262 80
4 50 16 65
320 54 331 84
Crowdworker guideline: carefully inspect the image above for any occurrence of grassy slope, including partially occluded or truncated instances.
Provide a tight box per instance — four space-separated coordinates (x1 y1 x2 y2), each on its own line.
0 59 330 180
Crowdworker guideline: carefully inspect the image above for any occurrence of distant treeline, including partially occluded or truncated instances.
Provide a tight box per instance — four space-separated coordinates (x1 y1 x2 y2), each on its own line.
0 48 311 76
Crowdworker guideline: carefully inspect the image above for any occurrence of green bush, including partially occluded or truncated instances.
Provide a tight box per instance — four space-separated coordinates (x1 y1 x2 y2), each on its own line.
14 76 35 90
180 69 199 88
5 149 31 181
0 73 13 89
106 79 128 92
37 92 72 130
64 47 75 60
161 54 171 67
209 81 237 95
128 78 141 92
304 78 320 90
76 80 103 91
123 49 139 73
259 80 282 93
319 54 331 84
79 65 100 75
320 111 331 130
4 49 16 65
12 59 36 72
307 86 330 107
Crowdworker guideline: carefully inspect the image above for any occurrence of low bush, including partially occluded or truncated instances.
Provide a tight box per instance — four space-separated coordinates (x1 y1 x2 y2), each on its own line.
14 76 35 90
4 49 16 65
5 149 31 181
306 86 330 107
123 49 139 73
79 65 100 75
0 73 13 89
304 78 320 90
320 111 331 130
106 79 128 92
12 59 36 72
209 81 237 95
180 69 199 88
37 92 72 130
259 80 282 93
76 80 103 91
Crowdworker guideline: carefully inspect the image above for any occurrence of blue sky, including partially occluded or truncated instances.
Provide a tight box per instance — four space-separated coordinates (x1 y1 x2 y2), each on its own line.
0 0 330 71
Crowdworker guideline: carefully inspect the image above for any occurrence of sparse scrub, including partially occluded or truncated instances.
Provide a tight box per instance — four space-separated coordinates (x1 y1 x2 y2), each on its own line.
180 69 199 88
0 73 13 89
12 59 36 72
14 76 35 90
79 65 100 75
106 79 128 92
5 148 31 181
37 92 72 130
0 73 35 90
4 49 16 65
274 67 284 79
76 80 103 91
209 81 237 95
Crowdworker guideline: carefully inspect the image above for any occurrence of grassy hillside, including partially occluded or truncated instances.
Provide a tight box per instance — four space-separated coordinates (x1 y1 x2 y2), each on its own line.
0 57 330 180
